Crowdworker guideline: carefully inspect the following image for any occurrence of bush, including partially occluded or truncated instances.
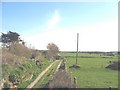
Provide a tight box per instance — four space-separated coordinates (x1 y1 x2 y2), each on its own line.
4 82 10 89
8 74 16 83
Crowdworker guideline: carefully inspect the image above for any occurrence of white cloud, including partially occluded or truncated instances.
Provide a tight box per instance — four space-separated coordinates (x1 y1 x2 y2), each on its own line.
25 20 118 51
73 21 118 51
47 10 60 30
24 9 118 51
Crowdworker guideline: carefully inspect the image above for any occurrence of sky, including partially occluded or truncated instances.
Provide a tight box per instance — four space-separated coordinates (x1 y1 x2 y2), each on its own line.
2 2 118 51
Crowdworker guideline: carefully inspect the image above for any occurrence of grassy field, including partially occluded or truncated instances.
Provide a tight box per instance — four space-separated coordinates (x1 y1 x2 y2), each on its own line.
63 53 118 88
61 52 117 58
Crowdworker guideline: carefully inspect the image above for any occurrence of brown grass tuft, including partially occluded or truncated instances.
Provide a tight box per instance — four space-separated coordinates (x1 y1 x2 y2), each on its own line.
44 69 76 88
2 43 32 65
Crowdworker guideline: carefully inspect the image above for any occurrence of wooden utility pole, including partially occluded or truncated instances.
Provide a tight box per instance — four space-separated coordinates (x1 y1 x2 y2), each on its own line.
76 33 79 65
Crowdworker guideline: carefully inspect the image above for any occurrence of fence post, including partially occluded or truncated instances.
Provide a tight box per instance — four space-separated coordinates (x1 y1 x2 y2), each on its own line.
109 86 112 90
70 72 72 84
74 77 77 88
64 62 67 71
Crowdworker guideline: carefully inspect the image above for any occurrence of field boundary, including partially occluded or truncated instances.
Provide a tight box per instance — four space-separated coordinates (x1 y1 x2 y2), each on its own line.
54 60 62 74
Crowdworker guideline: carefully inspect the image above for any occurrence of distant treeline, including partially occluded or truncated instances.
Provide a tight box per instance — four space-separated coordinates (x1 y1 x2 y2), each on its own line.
39 50 119 54
39 50 119 57
60 51 118 54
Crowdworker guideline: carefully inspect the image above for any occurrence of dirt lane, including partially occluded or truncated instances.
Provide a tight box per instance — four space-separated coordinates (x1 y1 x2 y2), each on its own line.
54 60 62 74
26 61 58 88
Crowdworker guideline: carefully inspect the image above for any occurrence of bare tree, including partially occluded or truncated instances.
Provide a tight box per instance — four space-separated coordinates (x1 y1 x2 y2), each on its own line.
46 43 59 61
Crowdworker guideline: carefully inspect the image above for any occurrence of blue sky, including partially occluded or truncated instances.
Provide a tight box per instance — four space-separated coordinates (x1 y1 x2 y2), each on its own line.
2 2 118 51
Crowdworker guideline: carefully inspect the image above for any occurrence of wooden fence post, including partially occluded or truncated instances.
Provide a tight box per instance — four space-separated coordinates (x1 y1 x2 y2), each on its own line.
70 72 72 84
74 77 77 88
109 86 112 90
64 62 67 71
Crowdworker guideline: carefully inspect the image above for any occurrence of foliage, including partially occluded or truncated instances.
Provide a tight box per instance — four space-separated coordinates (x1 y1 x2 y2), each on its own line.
59 60 66 70
31 50 39 59
33 61 60 88
3 57 51 88
46 43 59 60
8 74 16 83
47 43 59 52
2 44 32 65
2 39 51 88
3 82 10 89
0 31 20 47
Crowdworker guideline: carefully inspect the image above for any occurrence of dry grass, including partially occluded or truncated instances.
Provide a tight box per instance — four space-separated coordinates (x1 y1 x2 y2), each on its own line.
45 69 76 88
9 43 32 58
2 43 32 65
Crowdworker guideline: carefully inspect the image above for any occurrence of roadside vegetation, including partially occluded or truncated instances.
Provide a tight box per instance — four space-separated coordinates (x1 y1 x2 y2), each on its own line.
33 60 60 88
1 31 52 88
2 43 51 88
1 31 119 89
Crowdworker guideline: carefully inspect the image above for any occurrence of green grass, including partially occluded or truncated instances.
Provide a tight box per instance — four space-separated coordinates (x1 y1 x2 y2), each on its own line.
2 54 51 88
63 53 118 88
18 60 51 88
61 52 101 57
61 52 118 59
33 60 60 88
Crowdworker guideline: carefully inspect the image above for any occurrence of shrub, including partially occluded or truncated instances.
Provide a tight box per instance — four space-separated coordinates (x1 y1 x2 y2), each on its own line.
4 82 10 89
8 74 16 83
